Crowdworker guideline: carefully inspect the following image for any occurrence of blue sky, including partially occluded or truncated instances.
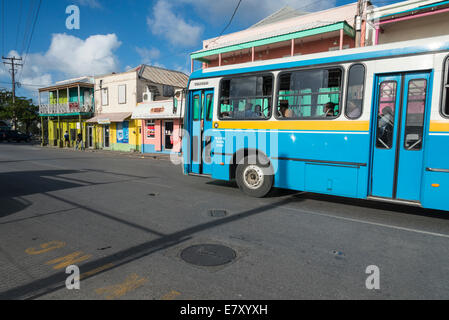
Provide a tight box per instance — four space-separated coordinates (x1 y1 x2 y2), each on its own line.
0 0 399 100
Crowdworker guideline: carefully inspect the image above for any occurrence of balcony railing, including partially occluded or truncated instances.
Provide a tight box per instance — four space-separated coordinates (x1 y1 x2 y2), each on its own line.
39 103 94 115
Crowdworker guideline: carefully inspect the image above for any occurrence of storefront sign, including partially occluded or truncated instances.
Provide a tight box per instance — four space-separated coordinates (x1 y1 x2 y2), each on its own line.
98 119 111 125
151 107 165 113
146 121 155 139
117 121 129 144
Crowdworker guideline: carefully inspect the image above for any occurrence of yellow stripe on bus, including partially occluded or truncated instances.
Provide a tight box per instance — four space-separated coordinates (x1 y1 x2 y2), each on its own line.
429 121 449 132
213 121 370 131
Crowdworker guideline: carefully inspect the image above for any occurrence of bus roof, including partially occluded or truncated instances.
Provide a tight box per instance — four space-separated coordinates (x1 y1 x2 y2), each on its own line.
189 35 449 81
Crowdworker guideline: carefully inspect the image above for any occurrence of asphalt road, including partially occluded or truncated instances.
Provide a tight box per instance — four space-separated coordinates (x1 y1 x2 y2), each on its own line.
1 143 449 300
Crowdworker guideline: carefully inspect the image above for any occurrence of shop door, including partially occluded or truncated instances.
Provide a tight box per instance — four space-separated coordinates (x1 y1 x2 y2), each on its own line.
103 125 110 148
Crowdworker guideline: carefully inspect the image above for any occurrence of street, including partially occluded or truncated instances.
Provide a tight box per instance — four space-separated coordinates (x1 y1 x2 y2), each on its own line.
1 143 449 300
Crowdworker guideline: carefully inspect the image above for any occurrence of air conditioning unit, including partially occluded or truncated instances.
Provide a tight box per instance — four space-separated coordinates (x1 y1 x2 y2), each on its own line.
143 90 153 102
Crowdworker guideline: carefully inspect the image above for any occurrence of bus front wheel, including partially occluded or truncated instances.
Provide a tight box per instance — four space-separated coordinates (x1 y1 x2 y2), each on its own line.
236 157 273 198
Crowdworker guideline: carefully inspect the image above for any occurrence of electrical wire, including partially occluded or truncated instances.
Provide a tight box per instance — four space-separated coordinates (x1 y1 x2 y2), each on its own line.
18 0 42 82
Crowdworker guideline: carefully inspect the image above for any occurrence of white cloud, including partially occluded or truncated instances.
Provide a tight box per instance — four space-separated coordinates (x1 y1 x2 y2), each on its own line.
75 0 102 8
136 47 161 64
179 0 338 27
1 34 121 95
45 33 121 76
147 0 203 47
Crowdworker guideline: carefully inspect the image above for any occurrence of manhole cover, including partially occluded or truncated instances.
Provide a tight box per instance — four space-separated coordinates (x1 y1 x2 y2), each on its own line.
208 209 228 218
181 244 236 267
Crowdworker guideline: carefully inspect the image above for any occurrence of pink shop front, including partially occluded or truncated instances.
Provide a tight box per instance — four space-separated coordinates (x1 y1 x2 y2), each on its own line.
132 101 183 154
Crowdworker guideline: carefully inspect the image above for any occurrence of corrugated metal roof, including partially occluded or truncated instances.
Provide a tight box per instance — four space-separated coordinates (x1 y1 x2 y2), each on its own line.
139 65 189 88
54 76 94 86
250 6 309 29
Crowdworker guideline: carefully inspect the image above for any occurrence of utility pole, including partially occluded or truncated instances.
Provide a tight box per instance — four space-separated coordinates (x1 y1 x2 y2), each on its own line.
2 56 23 129
2 56 23 104
355 0 364 47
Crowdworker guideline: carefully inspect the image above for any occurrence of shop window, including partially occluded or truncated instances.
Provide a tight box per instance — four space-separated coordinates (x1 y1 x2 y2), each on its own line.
219 75 273 120
146 120 155 139
276 67 342 119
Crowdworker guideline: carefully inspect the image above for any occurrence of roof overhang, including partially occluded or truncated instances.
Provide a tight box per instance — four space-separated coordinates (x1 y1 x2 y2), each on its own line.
132 100 183 120
38 82 94 93
374 0 449 26
191 21 355 62
86 112 132 124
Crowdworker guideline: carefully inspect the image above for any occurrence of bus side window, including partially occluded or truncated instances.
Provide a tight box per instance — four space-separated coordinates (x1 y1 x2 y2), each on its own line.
345 64 365 119
277 68 342 119
219 76 273 120
442 57 449 117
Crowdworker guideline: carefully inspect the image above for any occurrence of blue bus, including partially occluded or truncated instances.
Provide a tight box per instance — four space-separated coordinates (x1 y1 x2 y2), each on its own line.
183 35 449 212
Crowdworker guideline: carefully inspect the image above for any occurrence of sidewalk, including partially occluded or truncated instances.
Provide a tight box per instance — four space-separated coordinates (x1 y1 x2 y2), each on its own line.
40 145 172 161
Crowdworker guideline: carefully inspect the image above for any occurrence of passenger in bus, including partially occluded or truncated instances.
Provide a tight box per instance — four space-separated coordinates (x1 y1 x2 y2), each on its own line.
254 105 262 117
378 106 394 144
279 100 294 118
324 102 337 117
346 100 362 118
244 103 257 119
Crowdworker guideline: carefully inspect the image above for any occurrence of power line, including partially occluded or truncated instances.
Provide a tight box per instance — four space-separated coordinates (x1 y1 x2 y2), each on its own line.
1 0 5 57
18 0 42 82
21 0 37 54
207 0 243 48
15 0 24 51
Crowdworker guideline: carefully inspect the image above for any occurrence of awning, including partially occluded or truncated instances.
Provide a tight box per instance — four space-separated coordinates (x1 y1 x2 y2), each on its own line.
132 100 184 120
86 112 132 124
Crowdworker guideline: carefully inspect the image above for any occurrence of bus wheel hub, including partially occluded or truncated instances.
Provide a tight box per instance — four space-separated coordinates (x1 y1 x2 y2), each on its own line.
244 165 264 189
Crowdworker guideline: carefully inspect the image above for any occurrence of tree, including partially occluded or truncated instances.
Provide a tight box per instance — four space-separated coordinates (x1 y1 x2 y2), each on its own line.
0 90 39 133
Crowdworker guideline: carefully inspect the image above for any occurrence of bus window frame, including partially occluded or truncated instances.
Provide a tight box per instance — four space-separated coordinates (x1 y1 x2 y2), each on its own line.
192 94 200 121
404 78 427 151
217 73 275 121
344 63 366 120
275 65 345 121
440 54 449 119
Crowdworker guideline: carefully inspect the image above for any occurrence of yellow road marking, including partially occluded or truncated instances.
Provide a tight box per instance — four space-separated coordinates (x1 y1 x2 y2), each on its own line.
161 290 181 300
95 274 148 300
46 251 92 270
25 241 66 255
80 263 114 280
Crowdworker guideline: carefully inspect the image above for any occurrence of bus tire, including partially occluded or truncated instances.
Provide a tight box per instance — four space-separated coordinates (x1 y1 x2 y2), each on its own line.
236 156 273 198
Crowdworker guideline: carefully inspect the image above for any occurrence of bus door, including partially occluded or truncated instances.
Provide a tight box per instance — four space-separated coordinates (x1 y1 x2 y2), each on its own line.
370 72 431 202
191 89 214 175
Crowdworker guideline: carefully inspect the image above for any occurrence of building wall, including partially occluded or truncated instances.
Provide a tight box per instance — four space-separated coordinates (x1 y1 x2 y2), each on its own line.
109 120 141 152
141 119 182 154
206 35 355 67
95 71 139 114
377 13 449 44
